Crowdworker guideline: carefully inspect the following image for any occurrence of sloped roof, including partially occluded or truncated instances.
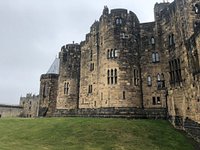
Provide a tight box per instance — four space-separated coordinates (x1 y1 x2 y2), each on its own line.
47 58 60 74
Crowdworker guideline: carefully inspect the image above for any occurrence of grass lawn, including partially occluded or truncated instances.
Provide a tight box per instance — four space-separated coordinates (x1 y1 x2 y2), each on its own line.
0 117 196 150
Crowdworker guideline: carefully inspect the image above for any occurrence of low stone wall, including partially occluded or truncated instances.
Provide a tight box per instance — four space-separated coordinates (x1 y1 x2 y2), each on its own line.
184 118 200 143
169 116 200 143
54 107 167 119
0 104 23 118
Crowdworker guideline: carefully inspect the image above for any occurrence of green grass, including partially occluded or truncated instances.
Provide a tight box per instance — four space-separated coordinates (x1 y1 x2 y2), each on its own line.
0 117 195 150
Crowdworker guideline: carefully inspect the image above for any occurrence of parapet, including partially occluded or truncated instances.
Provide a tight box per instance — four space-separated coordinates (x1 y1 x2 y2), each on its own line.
40 74 59 80
110 8 128 15
61 43 80 52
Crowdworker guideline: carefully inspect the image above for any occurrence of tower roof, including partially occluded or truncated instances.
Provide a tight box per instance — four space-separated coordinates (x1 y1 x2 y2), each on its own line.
47 58 60 74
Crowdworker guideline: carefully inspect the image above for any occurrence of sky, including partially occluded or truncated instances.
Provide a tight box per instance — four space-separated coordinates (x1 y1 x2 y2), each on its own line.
0 0 173 105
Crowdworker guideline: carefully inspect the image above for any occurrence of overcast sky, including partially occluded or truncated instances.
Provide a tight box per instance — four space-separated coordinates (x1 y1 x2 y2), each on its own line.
0 0 173 105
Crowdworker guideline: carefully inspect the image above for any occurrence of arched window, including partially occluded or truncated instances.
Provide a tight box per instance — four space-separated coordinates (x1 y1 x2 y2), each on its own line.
107 49 110 59
147 75 152 86
107 70 110 84
157 74 161 81
151 37 155 45
114 49 119 58
155 52 160 62
116 18 122 25
152 52 160 63
111 49 114 58
152 53 156 63
111 69 114 84
114 69 117 84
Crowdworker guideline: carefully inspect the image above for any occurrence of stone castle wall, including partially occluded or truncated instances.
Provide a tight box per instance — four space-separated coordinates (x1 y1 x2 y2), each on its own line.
79 8 142 108
36 0 200 142
56 44 81 109
0 105 23 118
53 107 167 119
39 74 59 117
20 93 39 117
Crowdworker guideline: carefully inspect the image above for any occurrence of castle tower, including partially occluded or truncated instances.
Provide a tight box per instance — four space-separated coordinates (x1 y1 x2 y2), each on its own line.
38 58 59 117
79 7 142 108
56 43 81 109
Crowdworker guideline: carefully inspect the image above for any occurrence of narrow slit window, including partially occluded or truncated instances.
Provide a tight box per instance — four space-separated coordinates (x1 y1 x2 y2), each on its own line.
114 69 117 84
107 49 110 59
123 91 126 100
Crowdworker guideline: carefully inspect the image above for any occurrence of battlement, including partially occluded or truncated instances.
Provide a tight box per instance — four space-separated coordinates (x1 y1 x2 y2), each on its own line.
90 21 99 32
61 43 80 52
110 8 127 15
40 74 59 80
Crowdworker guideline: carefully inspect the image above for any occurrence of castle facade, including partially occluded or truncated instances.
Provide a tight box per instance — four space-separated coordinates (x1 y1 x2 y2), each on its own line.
38 0 200 139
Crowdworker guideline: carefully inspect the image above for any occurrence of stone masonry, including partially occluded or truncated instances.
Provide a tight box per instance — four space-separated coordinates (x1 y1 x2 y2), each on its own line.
38 0 200 142
20 93 39 117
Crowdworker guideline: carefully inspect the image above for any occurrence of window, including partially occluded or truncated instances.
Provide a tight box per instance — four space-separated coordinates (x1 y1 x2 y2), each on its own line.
152 97 161 105
116 18 122 25
169 34 175 46
120 33 129 39
194 4 200 14
107 48 118 59
152 97 156 105
90 63 94 71
169 59 182 85
152 53 156 63
157 97 161 104
111 69 114 84
133 69 139 86
111 49 114 58
114 69 117 84
123 91 126 100
157 73 165 89
43 83 48 97
90 49 93 61
155 52 160 62
152 52 160 63
88 85 93 94
64 82 69 95
147 75 152 86
158 73 165 89
107 49 110 59
151 37 155 45
157 74 163 89
194 21 200 31
114 49 118 58
101 92 103 101
107 69 117 85
107 70 110 84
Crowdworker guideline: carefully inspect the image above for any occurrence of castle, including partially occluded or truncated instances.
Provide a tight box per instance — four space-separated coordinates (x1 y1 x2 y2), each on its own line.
35 0 200 141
